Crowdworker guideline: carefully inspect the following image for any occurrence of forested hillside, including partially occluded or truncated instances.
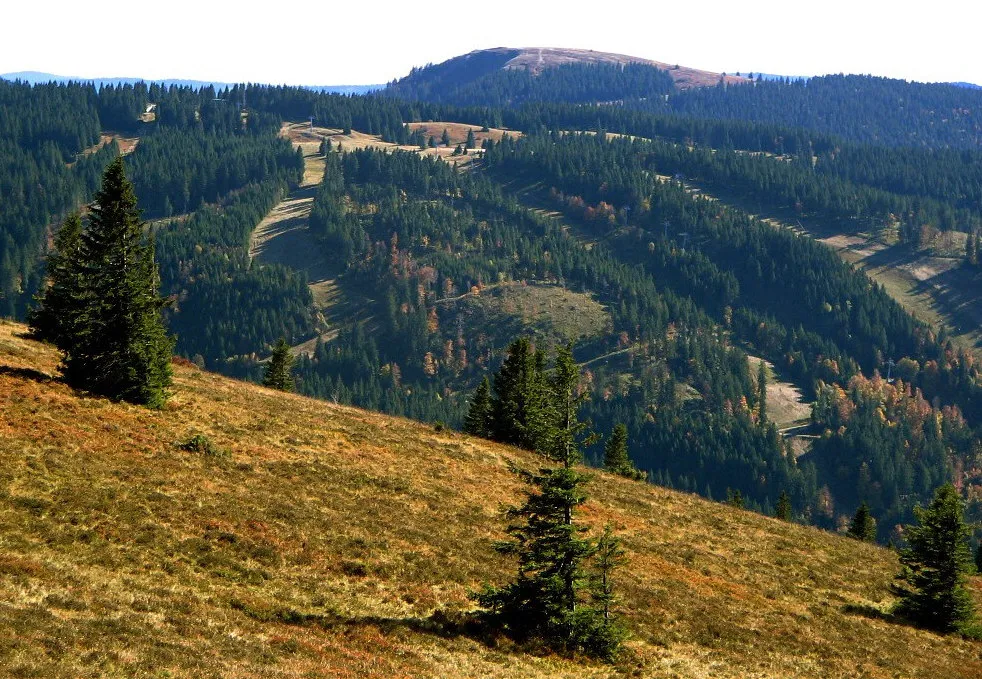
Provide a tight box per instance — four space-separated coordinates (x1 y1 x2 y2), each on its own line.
4 58 982 551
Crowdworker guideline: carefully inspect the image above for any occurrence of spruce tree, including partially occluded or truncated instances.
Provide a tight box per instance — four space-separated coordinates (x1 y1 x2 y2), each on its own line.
29 212 85 348
756 360 768 423
490 337 548 450
464 375 492 437
441 128 450 146
892 484 975 632
476 342 623 659
466 129 476 149
774 490 792 521
545 343 596 466
849 501 877 542
262 336 295 391
62 158 173 408
603 423 645 480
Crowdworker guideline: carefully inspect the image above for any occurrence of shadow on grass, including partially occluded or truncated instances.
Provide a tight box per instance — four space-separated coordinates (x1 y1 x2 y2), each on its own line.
0 365 56 383
230 598 484 641
841 603 896 623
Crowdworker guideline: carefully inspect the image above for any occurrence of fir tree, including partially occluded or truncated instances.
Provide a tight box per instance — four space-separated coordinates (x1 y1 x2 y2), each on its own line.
849 501 877 542
545 343 596 466
475 342 623 659
464 375 493 437
62 158 173 408
441 128 450 146
262 336 295 391
603 423 646 481
490 337 548 450
756 360 768 423
726 488 744 508
774 490 792 521
892 484 975 632
29 212 84 348
466 129 476 149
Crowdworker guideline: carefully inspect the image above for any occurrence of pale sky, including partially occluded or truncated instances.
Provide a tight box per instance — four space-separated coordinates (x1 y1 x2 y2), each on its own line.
2 0 980 85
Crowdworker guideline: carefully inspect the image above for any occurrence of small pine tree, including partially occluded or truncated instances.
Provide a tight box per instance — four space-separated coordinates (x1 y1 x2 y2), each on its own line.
603 423 645 481
465 129 476 149
262 337 295 391
464 376 493 438
849 501 877 542
774 490 792 521
892 484 975 632
441 128 450 146
726 488 744 509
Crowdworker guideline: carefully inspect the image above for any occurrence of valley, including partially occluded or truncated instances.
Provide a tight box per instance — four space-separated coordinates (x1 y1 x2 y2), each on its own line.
4 44 982 676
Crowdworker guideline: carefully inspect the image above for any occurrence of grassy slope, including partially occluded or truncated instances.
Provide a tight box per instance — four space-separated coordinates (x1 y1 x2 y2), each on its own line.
1 319 980 678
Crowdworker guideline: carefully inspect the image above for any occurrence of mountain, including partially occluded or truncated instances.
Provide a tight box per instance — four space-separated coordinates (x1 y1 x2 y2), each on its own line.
383 46 748 105
1 317 979 677
0 71 380 94
490 46 749 88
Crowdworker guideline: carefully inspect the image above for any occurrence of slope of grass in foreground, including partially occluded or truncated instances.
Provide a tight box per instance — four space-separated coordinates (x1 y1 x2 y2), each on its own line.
0 318 980 678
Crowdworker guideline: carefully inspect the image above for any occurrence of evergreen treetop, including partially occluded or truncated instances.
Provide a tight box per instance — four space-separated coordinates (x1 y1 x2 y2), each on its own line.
849 501 877 542
262 336 296 392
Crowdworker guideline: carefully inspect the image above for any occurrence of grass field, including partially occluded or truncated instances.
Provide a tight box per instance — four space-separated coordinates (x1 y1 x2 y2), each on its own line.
1 319 980 677
438 281 612 347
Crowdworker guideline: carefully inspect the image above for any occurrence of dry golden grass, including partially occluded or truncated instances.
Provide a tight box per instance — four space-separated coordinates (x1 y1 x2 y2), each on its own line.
1 318 980 678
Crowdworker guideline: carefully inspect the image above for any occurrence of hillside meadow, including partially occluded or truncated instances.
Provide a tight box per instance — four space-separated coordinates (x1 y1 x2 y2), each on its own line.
0 319 980 678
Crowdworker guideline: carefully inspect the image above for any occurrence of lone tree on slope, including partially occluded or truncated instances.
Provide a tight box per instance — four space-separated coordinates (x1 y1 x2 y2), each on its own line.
262 336 296 392
33 158 173 408
892 484 975 632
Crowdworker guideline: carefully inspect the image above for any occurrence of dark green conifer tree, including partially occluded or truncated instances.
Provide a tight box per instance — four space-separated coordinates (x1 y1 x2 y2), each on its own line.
490 337 548 450
475 342 623 659
466 129 476 149
546 343 597 465
849 501 877 542
465 375 493 437
262 336 295 391
29 212 85 348
441 128 450 146
774 490 792 521
62 158 173 408
756 360 768 423
603 423 645 480
892 484 975 632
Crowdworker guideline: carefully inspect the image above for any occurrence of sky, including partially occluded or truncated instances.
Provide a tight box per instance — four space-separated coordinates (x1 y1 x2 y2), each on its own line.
2 0 980 85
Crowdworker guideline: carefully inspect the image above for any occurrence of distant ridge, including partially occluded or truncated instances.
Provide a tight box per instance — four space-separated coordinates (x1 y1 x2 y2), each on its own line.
411 46 749 90
0 71 380 94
